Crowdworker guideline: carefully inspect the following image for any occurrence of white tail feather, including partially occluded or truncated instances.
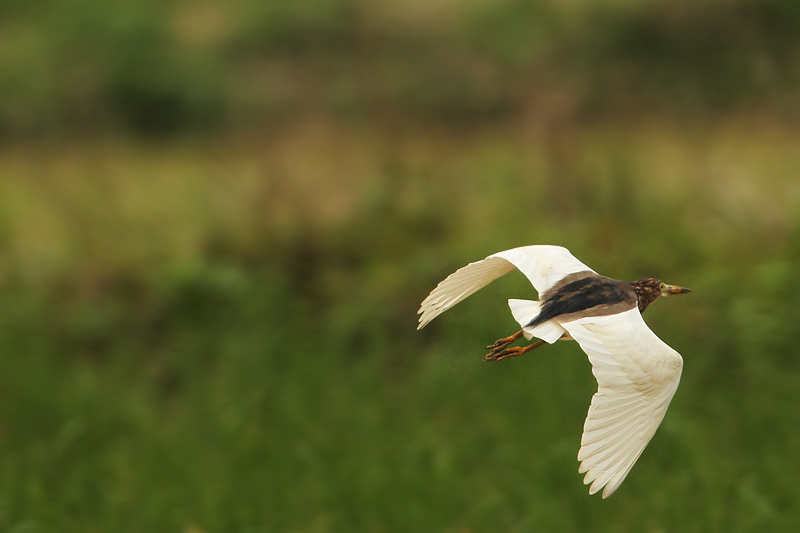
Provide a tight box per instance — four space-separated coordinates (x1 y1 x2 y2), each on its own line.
508 299 566 343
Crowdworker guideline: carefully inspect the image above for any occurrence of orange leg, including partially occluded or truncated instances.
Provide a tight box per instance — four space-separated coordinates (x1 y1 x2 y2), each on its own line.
485 339 547 362
485 330 524 352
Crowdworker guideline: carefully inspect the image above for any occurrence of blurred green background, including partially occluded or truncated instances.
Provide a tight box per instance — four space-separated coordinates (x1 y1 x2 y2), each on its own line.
2 0 800 530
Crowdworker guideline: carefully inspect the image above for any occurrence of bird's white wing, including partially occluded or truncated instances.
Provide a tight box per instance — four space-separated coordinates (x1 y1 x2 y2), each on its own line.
491 245 595 295
417 245 594 329
558 308 683 498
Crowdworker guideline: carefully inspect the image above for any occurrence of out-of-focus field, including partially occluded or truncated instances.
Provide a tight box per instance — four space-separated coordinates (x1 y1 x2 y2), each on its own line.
4 0 800 530
2 121 800 531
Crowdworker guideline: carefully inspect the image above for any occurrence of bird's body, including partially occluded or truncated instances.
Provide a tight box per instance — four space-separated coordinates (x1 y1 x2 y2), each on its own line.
530 272 637 328
417 245 690 498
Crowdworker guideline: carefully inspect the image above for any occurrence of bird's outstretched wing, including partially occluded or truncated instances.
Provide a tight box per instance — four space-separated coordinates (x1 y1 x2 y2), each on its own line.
417 245 594 329
558 308 683 498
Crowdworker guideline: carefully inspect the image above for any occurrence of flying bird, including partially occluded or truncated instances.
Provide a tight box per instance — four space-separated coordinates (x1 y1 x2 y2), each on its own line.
417 245 690 498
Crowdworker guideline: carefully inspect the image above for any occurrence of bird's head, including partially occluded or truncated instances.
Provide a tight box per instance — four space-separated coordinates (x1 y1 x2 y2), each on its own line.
630 277 691 313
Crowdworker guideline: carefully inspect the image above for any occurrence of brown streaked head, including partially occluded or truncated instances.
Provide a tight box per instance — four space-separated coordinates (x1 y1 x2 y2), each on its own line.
630 277 691 313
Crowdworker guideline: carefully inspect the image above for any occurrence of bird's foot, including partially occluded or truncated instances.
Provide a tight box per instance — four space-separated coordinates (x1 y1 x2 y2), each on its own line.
484 339 547 362
485 330 524 351
485 339 513 352
484 346 525 362
485 343 512 361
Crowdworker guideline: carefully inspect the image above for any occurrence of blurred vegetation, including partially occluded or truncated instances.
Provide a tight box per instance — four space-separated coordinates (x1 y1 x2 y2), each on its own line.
2 0 800 531
3 0 800 136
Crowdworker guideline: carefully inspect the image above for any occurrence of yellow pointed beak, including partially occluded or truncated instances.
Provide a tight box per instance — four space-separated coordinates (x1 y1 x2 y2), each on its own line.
664 284 691 296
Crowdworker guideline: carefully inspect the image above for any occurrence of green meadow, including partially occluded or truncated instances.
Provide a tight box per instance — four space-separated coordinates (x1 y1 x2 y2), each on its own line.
3 0 800 530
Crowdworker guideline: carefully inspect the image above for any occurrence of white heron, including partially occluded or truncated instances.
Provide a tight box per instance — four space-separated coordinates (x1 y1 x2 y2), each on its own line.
417 245 691 498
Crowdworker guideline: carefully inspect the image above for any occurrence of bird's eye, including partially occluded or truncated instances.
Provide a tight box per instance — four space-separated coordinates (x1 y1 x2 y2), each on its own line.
659 282 666 291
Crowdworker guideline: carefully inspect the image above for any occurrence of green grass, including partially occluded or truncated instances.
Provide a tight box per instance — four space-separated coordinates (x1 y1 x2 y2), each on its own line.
1 123 800 530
